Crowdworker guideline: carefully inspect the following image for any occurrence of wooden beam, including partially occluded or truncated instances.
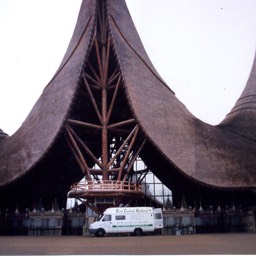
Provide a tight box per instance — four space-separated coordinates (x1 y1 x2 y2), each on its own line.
107 68 119 86
137 168 149 185
117 126 139 180
107 125 138 169
67 119 102 130
94 37 104 83
84 72 101 87
90 168 120 175
107 119 135 129
68 125 103 169
103 37 111 86
65 136 85 174
66 125 92 181
87 61 101 84
89 169 106 175
83 74 102 124
106 75 121 125
123 138 147 181
101 89 108 180
107 68 121 87
100 18 109 181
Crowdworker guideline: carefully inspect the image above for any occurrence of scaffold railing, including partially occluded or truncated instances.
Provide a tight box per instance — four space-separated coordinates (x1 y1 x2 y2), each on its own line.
69 180 142 192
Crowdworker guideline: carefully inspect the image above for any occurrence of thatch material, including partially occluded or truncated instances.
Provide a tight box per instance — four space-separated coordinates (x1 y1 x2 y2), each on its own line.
0 0 96 187
219 52 256 141
107 0 256 189
0 129 8 141
0 0 255 205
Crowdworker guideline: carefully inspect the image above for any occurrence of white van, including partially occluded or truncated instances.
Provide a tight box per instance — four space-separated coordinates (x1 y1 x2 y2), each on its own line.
89 207 163 237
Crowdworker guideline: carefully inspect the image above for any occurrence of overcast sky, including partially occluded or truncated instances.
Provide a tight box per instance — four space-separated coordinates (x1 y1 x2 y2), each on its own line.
0 0 256 135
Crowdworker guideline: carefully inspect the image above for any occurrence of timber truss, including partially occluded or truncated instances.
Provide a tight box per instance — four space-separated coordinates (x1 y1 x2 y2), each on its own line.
65 1 148 213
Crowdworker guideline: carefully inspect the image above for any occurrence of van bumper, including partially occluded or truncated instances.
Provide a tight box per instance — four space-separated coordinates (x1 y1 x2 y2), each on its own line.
88 228 97 234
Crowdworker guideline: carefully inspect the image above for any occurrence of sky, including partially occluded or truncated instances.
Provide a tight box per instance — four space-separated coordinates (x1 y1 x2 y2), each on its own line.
0 0 256 135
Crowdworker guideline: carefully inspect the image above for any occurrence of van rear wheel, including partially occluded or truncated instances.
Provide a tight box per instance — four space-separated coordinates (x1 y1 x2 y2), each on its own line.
134 228 143 236
95 229 105 237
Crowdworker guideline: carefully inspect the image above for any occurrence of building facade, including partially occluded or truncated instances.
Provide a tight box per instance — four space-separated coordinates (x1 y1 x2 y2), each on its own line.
0 0 256 234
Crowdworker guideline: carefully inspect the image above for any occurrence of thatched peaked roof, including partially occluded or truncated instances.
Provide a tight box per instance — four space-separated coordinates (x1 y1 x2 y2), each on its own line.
219 51 256 141
0 129 8 141
107 0 256 189
0 0 256 196
0 0 96 187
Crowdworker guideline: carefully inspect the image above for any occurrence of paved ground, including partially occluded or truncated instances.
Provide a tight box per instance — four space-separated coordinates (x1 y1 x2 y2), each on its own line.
0 233 256 255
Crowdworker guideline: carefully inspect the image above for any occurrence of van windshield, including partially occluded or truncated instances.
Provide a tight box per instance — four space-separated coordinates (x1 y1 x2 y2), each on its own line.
96 214 103 221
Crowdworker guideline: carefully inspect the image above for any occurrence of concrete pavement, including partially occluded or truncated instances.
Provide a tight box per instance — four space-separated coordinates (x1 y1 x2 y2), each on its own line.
0 233 255 255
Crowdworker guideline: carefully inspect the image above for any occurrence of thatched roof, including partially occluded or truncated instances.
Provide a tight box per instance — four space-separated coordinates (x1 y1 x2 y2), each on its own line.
219 52 256 141
0 0 96 188
0 0 256 200
107 1 256 189
0 129 8 141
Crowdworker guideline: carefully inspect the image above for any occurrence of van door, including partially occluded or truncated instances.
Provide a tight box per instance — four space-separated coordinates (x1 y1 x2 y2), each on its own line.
100 214 112 233
154 208 164 229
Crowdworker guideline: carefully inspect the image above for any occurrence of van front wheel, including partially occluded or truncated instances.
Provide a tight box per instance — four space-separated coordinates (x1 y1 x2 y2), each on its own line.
134 228 143 236
95 229 105 237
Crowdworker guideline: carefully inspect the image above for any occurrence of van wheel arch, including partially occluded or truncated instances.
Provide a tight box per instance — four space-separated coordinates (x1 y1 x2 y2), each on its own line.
133 228 143 236
95 228 105 237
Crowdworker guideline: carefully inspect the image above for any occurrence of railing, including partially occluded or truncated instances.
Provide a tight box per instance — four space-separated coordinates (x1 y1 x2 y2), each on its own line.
70 180 141 192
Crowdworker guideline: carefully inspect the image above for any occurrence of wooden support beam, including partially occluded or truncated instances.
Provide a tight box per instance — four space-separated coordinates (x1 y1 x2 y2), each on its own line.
137 168 149 185
106 75 121 124
107 168 120 173
68 125 103 169
67 119 102 130
107 119 135 129
87 84 101 90
100 19 109 181
122 138 147 181
87 61 101 84
117 126 139 180
84 72 101 87
101 91 108 181
90 168 120 175
107 125 138 169
65 136 85 174
85 200 101 216
66 125 92 181
107 69 120 86
89 169 106 175
83 74 102 124
94 37 104 84
103 37 111 86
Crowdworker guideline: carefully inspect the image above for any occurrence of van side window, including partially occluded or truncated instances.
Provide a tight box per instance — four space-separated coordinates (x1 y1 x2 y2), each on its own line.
102 215 111 221
155 213 162 220
115 215 125 220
